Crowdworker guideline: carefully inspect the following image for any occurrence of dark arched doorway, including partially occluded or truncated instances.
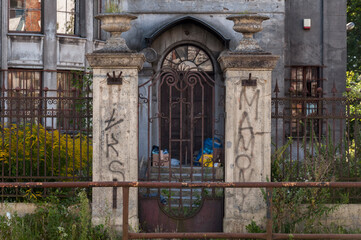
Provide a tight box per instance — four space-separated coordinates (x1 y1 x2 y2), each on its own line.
159 44 216 166
138 17 228 233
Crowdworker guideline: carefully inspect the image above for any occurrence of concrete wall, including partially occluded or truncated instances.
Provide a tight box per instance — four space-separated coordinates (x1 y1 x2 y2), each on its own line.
1 203 361 232
4 0 94 72
285 0 347 96
120 0 286 164
0 203 37 217
0 0 347 96
283 0 347 158
122 0 286 91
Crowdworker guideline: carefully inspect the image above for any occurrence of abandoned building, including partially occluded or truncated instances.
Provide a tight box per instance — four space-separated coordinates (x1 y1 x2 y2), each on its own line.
0 0 352 234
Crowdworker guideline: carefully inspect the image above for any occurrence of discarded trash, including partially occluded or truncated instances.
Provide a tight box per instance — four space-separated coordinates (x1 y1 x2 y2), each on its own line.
171 158 180 166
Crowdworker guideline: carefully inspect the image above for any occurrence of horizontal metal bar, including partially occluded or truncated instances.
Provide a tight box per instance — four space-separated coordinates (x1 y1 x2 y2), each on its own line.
0 69 92 74
273 233 361 239
129 232 268 239
129 233 361 239
2 181 361 188
272 97 353 101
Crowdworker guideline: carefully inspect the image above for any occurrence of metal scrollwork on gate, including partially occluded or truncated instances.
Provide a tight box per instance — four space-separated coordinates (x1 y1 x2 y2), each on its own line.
138 45 225 221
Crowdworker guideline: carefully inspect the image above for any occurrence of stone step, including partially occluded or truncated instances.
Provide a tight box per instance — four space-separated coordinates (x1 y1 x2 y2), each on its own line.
143 166 224 207
150 166 224 175
148 172 222 182
139 188 223 199
140 192 210 207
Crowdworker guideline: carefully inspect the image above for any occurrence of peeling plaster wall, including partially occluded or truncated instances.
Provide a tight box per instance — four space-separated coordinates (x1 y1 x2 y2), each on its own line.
8 34 43 68
285 0 347 96
122 2 286 91
119 0 286 168
5 0 93 71
1 0 346 93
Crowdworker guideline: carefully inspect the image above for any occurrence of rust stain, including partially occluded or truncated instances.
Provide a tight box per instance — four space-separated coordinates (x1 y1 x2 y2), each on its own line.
283 183 297 187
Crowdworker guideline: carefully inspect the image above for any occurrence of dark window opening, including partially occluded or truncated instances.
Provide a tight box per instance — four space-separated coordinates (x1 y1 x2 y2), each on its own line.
159 45 218 165
288 66 323 137
6 70 42 124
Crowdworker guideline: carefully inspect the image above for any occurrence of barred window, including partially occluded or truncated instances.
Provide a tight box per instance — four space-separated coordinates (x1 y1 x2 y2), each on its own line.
8 70 41 96
7 70 42 124
57 0 77 35
290 67 320 97
9 0 42 32
289 66 323 136
57 71 86 130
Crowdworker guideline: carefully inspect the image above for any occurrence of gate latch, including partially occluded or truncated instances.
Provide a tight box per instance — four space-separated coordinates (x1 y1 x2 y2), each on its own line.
242 73 257 87
107 71 123 85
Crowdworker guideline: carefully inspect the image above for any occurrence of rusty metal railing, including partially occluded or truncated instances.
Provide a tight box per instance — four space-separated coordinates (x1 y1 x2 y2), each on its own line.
1 181 361 239
272 79 361 201
0 69 93 198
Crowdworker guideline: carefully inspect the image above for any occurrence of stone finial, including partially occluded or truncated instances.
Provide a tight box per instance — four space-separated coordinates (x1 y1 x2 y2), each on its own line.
226 14 270 54
95 13 137 53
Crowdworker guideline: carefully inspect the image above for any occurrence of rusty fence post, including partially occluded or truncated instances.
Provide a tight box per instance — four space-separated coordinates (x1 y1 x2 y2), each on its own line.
266 187 273 240
123 186 129 240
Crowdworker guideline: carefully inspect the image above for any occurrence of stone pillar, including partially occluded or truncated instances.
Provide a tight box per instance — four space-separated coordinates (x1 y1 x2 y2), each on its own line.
218 15 279 232
43 0 57 128
86 13 145 231
86 52 144 230
0 0 7 70
84 0 94 69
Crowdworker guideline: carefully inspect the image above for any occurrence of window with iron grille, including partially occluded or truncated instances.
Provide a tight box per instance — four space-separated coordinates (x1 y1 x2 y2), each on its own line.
56 0 78 35
56 71 89 131
6 70 42 124
289 66 323 137
9 0 42 32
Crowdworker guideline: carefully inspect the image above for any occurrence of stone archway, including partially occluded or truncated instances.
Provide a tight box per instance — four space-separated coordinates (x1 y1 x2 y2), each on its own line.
87 13 279 234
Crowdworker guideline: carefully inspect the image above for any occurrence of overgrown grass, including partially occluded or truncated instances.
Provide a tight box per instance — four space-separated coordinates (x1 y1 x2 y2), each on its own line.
246 134 361 235
0 190 119 240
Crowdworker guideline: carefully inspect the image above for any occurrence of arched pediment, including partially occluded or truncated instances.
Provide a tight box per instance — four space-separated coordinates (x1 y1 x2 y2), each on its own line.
145 16 230 48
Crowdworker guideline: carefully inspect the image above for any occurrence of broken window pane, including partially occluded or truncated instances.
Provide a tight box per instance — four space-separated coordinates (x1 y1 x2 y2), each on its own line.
162 45 214 72
289 66 322 137
9 0 42 32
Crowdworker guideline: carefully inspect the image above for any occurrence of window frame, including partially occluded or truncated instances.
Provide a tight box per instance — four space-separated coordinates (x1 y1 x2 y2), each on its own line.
56 0 79 36
288 66 324 137
56 70 87 130
161 44 215 73
6 69 43 124
8 0 43 33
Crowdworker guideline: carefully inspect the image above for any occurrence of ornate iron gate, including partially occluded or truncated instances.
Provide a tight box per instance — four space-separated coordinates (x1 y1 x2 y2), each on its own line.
138 62 225 232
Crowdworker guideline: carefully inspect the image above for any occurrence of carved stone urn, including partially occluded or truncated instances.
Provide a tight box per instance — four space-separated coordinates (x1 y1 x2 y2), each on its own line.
95 13 137 53
226 14 270 54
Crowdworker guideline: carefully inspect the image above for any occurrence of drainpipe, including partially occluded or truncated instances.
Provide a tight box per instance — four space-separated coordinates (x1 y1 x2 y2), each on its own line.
321 0 325 89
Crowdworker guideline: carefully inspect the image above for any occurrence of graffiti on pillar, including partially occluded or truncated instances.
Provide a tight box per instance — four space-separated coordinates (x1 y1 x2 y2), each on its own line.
104 109 125 178
106 133 119 157
105 109 123 157
105 109 124 131
239 88 260 120
235 111 256 207
109 160 125 181
235 78 261 208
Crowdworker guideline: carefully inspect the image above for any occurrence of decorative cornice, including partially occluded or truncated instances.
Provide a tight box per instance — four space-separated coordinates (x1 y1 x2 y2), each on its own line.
86 52 145 71
217 51 279 71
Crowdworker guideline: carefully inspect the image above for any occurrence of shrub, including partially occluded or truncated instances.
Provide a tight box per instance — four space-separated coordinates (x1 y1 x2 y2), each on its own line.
0 124 92 180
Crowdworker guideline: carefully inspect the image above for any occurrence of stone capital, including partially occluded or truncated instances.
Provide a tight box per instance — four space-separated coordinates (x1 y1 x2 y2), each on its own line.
86 52 145 71
218 51 279 72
